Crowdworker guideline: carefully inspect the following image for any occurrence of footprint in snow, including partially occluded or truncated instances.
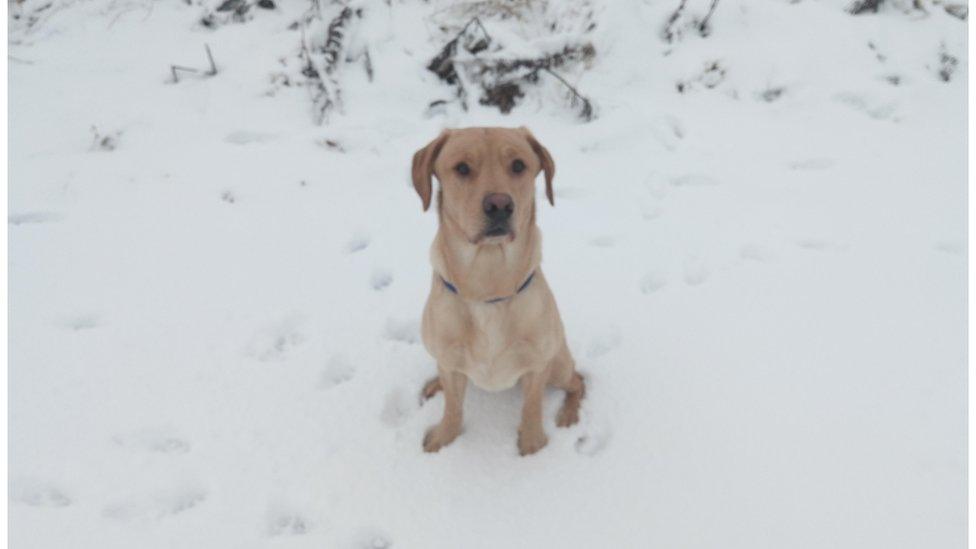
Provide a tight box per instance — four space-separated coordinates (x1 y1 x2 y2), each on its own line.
383 318 420 344
319 354 355 389
354 530 393 549
371 269 393 290
9 211 64 226
683 259 709 286
59 314 100 331
649 115 685 151
112 428 190 455
933 240 963 255
739 244 776 262
796 238 829 251
247 316 307 362
669 174 719 187
642 174 669 199
9 479 72 508
224 130 275 145
268 512 309 537
103 489 206 521
833 92 897 121
575 419 611 457
346 234 370 253
639 272 667 294
380 388 415 427
787 158 834 171
587 327 621 359
640 203 662 221
795 238 847 253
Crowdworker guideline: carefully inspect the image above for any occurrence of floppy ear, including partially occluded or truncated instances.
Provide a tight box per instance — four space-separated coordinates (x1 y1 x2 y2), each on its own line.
521 128 556 206
411 130 450 212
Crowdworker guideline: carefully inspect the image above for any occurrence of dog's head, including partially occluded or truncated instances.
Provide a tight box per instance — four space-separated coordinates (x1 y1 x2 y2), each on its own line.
411 127 555 245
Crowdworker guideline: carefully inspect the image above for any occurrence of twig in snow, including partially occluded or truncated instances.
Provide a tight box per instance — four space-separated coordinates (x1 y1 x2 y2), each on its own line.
204 44 217 75
171 65 198 83
661 0 687 43
170 44 218 83
361 49 374 82
542 68 594 121
698 0 720 36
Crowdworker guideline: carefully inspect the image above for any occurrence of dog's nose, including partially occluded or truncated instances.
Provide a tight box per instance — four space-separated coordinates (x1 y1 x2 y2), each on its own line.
483 193 514 221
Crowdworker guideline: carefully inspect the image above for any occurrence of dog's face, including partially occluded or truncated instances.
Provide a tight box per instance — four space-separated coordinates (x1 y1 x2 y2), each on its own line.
412 127 555 245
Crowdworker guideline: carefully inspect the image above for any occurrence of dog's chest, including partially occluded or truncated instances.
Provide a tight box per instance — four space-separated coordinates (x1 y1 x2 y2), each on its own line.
460 305 528 391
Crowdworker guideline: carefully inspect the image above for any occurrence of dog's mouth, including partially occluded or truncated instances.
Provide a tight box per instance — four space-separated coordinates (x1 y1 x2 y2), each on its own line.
476 224 513 243
484 225 510 237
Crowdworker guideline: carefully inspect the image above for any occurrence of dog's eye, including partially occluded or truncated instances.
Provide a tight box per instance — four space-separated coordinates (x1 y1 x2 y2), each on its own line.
511 159 526 174
455 162 471 177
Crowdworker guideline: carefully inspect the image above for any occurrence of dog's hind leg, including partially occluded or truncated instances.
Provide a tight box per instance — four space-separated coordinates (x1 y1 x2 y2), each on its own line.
549 348 585 428
420 376 442 401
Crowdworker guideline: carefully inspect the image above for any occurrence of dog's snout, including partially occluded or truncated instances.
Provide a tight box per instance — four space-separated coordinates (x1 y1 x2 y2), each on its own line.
483 193 514 221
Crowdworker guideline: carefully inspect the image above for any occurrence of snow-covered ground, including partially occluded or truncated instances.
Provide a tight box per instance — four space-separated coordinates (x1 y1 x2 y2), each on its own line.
8 0 967 547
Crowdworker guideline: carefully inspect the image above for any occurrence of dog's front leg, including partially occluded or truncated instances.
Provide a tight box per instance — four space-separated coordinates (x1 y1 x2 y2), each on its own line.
423 370 467 453
517 371 549 456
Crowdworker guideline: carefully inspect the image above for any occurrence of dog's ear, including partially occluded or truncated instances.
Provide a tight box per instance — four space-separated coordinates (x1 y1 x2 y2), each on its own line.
521 128 556 206
411 130 450 212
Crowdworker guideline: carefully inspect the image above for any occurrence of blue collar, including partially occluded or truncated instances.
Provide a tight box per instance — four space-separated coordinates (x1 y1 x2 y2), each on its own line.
440 271 535 304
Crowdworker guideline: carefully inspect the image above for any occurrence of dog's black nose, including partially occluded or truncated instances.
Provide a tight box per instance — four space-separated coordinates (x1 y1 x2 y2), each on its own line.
483 193 514 221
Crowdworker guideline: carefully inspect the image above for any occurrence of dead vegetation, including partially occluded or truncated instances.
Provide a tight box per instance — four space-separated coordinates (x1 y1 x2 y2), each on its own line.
847 0 933 15
662 0 721 43
89 126 121 151
676 60 726 93
848 0 885 14
258 0 597 123
283 2 375 124
943 3 967 19
426 17 596 120
936 43 958 82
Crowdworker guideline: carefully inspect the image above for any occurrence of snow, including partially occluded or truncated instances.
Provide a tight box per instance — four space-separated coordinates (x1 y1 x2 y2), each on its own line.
8 0 967 547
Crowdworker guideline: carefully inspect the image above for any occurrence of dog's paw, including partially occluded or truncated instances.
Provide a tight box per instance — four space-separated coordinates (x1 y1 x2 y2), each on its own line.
422 424 460 453
517 429 548 456
556 402 580 428
557 374 585 428
420 377 442 402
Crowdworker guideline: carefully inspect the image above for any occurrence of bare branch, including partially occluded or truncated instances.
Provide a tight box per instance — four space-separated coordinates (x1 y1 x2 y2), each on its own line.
170 45 217 83
661 0 687 43
698 0 720 36
170 65 197 83
205 44 217 75
542 68 593 121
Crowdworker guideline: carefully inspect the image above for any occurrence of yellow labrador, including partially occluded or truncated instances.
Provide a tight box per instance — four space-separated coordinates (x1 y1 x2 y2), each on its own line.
411 127 584 456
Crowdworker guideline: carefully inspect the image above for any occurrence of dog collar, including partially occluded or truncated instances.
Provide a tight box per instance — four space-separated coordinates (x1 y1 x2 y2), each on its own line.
440 271 535 304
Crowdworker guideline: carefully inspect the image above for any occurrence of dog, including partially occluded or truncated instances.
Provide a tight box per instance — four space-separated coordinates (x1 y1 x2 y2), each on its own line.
411 126 584 456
